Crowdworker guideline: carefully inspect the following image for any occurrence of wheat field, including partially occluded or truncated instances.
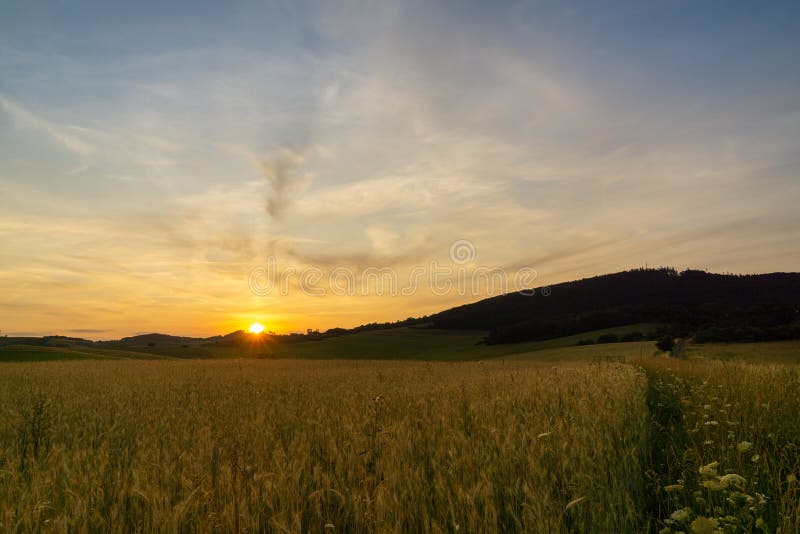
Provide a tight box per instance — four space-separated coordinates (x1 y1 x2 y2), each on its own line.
1 360 649 532
0 357 798 532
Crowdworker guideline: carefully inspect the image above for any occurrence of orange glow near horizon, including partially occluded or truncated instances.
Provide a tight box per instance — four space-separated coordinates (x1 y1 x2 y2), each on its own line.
248 322 266 334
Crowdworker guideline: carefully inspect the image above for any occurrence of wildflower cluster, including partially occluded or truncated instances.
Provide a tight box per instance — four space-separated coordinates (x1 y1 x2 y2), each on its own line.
645 360 800 534
660 460 768 533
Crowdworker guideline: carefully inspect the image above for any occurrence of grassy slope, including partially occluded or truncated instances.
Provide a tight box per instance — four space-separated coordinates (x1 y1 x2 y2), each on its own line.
265 323 660 361
504 340 659 362
684 340 800 363
0 345 118 362
0 345 170 362
5 324 797 363
0 324 659 362
107 345 218 359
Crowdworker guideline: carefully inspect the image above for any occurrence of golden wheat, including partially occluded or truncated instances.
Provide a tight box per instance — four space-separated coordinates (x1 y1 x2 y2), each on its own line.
0 360 647 532
2 357 797 532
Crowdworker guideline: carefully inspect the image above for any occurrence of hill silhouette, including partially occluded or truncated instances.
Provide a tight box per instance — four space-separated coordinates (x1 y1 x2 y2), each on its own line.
426 268 800 344
101 333 222 348
3 268 798 350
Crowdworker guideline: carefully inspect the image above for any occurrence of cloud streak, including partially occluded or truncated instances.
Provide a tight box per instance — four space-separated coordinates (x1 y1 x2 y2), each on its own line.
1 2 799 336
258 148 312 219
0 94 95 156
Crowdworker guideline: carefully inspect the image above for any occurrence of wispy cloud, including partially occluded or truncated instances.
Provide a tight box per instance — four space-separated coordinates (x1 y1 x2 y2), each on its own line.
216 143 315 219
258 148 313 219
293 174 494 218
0 94 95 156
1 1 799 336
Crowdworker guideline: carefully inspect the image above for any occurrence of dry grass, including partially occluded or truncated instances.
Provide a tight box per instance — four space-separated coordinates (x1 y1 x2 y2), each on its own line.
0 360 648 532
2 355 798 532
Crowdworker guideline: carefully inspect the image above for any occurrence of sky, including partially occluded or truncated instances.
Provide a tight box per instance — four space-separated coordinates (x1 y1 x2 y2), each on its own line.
1 0 799 338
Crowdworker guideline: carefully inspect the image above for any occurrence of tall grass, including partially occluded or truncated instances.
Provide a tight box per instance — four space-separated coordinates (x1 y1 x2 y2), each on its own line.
0 360 648 532
642 359 800 533
2 356 797 532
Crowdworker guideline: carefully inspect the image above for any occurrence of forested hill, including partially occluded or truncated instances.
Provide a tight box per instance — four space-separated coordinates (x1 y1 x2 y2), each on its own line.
427 268 800 344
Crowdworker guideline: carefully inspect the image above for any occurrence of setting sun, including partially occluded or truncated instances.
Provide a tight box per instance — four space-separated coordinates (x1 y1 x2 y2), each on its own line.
248 322 265 334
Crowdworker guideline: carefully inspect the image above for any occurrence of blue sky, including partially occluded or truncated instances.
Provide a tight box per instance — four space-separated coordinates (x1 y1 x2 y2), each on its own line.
1 1 799 336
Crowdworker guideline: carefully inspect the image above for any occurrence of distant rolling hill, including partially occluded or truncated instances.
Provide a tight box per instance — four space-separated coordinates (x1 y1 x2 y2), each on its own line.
263 323 659 361
0 344 171 362
101 333 222 348
3 267 798 361
427 268 800 344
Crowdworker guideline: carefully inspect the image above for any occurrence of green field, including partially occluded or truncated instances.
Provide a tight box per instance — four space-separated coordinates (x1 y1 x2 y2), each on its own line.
685 340 800 364
0 345 172 362
5 323 800 366
0 346 110 362
263 323 658 360
1 323 661 362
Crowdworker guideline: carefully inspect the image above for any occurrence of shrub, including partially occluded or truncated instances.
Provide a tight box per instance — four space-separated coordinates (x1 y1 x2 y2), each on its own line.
621 331 644 342
597 333 620 344
656 335 674 352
